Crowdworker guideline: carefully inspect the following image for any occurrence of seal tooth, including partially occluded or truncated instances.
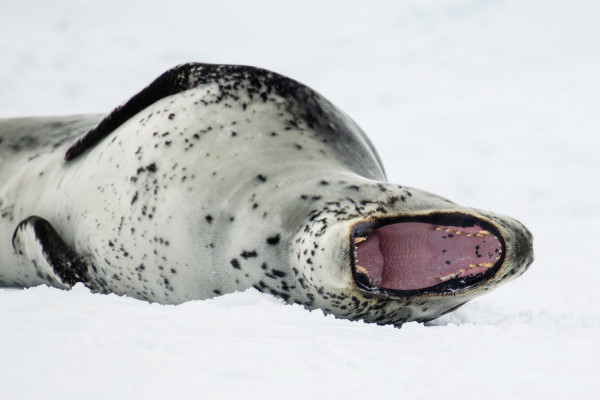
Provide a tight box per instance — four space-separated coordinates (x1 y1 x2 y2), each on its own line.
468 264 477 269
466 234 473 237
445 228 453 233
356 265 369 275
479 262 494 268
440 272 457 282
435 227 444 231
478 230 492 236
455 231 462 235
354 237 366 245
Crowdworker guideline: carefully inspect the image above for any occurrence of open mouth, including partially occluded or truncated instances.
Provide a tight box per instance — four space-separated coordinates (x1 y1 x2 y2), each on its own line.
351 213 505 295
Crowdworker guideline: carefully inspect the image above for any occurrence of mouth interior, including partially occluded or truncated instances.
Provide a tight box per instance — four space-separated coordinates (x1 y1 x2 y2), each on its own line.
353 220 503 292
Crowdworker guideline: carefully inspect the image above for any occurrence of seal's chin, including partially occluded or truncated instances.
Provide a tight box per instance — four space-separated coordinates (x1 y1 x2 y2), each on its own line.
351 213 505 295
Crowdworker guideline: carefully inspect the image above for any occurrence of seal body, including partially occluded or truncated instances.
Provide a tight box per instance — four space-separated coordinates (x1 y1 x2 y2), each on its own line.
0 63 533 325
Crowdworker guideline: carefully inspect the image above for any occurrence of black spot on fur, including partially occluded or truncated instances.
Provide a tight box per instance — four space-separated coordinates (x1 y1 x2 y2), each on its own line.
131 192 139 205
241 250 257 259
387 196 399 206
205 215 213 224
230 259 241 269
266 234 280 245
271 269 286 278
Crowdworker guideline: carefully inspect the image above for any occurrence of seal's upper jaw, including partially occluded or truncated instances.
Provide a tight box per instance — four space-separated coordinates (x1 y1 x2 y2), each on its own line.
350 213 507 296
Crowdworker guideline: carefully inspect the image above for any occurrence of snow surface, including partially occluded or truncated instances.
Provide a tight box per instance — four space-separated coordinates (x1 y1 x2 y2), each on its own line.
1 0 599 398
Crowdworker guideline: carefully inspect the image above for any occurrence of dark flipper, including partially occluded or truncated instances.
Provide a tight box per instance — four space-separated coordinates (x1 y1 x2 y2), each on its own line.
12 216 91 288
64 62 386 179
64 63 263 161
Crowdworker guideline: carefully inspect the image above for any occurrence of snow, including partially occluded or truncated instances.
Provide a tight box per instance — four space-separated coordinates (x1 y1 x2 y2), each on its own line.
1 0 599 398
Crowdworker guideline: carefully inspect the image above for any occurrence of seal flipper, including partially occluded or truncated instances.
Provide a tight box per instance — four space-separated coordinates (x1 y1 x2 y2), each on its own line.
12 216 92 288
64 62 386 178
65 62 221 161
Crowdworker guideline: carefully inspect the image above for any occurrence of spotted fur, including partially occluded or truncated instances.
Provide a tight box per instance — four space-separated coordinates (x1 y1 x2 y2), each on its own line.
0 63 533 325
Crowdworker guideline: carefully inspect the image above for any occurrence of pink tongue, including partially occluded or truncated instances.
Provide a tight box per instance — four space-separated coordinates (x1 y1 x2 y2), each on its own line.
354 222 502 290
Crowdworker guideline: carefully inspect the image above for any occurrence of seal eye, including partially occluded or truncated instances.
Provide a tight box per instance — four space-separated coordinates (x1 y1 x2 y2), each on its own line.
351 214 504 295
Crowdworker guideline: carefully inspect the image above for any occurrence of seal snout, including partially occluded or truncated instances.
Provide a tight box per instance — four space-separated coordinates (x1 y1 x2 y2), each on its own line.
508 219 535 278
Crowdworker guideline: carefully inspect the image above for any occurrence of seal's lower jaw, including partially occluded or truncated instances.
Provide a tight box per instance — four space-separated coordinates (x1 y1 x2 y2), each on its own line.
351 213 505 296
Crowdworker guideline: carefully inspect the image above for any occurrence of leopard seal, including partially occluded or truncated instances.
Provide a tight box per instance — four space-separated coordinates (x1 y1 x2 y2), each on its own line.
0 63 533 325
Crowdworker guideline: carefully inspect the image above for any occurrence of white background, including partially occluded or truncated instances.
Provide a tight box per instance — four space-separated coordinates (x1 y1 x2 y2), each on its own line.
1 1 599 399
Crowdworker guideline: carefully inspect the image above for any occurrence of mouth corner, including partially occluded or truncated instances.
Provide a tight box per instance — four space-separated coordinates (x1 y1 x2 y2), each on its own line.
349 213 505 297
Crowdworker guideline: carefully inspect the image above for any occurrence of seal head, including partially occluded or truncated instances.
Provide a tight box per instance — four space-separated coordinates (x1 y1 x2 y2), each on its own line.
290 192 533 324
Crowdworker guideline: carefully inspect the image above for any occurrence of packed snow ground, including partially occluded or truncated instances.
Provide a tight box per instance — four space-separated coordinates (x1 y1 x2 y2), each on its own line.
1 1 599 399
